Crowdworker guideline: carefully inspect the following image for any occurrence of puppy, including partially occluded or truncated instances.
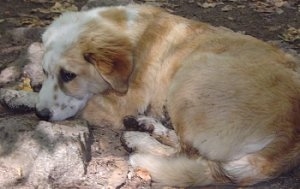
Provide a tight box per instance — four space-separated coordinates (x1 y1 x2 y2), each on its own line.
36 5 300 187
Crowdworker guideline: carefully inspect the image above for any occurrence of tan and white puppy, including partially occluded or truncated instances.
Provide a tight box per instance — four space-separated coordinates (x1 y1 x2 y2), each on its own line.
36 5 300 187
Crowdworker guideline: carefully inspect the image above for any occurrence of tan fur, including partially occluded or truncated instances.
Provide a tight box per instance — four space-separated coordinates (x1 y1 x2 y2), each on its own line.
50 5 300 187
100 8 128 27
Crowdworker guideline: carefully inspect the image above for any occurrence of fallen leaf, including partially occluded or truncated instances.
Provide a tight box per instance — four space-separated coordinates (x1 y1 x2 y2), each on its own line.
32 1 78 14
144 0 167 7
221 5 234 12
135 168 151 181
268 25 282 31
17 167 23 177
50 2 78 13
237 5 246 9
280 26 300 42
251 0 287 14
32 8 51 14
19 16 48 27
0 19 5 23
198 2 217 8
227 16 234 21
197 2 224 9
26 0 50 3
18 77 33 92
6 14 50 27
165 8 175 13
237 30 246 35
274 0 287 8
252 3 275 13
276 8 284 14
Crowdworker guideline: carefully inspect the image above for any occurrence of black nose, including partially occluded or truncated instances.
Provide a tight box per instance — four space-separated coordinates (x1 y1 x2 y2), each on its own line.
35 108 52 121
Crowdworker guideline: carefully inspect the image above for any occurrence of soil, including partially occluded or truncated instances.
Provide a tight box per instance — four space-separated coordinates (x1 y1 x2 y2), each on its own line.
0 0 300 188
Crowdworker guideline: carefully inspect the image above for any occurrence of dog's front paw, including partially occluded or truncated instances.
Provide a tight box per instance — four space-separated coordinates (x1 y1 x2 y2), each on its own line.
121 131 177 156
120 131 152 153
122 115 154 133
120 131 137 153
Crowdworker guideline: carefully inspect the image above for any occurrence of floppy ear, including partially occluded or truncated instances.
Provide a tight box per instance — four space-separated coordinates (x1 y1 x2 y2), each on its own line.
82 35 133 94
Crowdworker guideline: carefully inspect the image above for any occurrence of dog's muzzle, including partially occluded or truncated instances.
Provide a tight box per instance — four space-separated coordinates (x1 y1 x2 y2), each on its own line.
35 108 52 121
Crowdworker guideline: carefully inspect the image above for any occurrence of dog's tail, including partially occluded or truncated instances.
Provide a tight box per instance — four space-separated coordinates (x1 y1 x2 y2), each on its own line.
130 154 231 187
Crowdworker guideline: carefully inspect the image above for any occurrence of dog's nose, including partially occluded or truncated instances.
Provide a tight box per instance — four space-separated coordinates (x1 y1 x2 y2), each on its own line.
35 108 52 121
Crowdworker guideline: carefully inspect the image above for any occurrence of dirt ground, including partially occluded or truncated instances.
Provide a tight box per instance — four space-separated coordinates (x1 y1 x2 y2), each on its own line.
0 0 300 188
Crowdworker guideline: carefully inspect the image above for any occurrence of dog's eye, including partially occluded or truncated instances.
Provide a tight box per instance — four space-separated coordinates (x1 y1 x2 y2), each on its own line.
60 69 76 82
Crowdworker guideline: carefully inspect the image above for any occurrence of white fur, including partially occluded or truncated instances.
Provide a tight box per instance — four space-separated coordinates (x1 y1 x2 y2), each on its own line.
136 116 179 148
223 155 269 184
37 76 90 121
122 131 176 156
37 8 107 121
129 154 214 187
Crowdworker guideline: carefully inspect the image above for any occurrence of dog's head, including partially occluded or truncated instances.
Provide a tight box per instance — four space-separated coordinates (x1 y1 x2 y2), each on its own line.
36 10 133 121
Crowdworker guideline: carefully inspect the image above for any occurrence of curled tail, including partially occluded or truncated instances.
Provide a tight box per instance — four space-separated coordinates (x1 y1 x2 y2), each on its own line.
129 154 231 187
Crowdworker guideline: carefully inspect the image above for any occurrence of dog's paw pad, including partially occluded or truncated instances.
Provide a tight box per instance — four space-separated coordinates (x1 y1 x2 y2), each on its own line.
123 116 139 130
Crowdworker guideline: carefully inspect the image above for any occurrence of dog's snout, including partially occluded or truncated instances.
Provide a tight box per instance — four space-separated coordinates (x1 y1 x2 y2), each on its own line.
35 108 52 121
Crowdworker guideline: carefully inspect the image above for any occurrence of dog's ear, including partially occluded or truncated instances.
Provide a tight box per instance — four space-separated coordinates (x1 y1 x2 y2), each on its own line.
83 42 133 94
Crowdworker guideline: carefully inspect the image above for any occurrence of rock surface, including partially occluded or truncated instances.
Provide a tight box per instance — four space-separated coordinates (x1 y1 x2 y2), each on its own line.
23 42 44 91
0 115 89 188
0 89 37 112
0 0 299 188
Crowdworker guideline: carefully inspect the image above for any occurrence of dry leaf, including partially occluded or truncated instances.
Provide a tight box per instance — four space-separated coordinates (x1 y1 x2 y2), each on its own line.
25 0 50 3
32 1 78 14
274 0 287 8
32 8 52 14
253 3 275 13
135 168 151 181
275 8 284 14
227 16 234 21
268 25 282 31
144 0 167 7
198 2 217 8
251 0 286 14
50 2 78 13
18 77 33 92
280 27 300 42
221 5 233 12
19 16 48 27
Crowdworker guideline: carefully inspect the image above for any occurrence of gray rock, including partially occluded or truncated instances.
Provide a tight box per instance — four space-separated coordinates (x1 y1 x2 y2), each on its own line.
23 42 44 92
9 27 44 44
0 89 38 112
0 66 21 86
0 115 90 188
